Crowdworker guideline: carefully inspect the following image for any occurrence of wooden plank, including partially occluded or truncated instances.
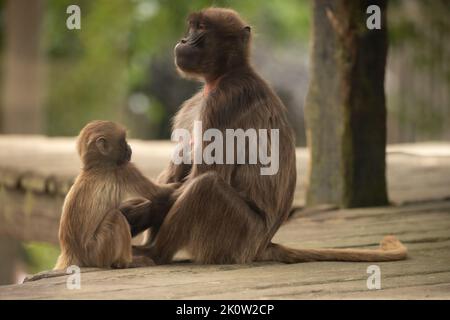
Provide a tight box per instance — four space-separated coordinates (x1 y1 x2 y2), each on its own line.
1 229 449 299
278 204 450 248
315 283 450 299
1 139 450 299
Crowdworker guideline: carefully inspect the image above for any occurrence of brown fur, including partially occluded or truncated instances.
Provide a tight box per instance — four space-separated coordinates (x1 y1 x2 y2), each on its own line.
123 8 407 264
54 121 172 270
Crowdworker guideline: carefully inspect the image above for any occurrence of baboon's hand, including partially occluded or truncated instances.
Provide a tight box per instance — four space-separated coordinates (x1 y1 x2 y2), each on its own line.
119 198 152 236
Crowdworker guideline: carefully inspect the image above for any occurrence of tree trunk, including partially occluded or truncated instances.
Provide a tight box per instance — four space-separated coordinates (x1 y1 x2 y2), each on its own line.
305 0 389 207
0 235 21 285
1 0 44 134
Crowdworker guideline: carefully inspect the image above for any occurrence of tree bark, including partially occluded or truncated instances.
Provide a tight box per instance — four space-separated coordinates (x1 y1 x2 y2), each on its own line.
1 0 44 134
0 235 21 285
305 0 389 207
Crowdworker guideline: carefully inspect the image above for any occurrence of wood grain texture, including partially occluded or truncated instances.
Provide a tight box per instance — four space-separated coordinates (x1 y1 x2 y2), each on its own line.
0 137 450 299
0 200 449 299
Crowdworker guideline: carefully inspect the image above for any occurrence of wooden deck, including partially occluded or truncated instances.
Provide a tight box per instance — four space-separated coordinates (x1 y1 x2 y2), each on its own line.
0 137 450 299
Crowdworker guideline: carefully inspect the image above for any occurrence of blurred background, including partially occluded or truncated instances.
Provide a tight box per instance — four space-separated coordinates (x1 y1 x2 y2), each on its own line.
0 0 449 283
1 0 449 143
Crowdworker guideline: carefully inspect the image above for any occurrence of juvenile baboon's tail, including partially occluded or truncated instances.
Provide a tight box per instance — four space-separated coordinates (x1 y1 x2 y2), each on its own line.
54 252 80 270
259 236 407 263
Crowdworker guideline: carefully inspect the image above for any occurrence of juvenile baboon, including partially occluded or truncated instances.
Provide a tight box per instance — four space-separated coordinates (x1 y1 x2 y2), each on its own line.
55 121 174 270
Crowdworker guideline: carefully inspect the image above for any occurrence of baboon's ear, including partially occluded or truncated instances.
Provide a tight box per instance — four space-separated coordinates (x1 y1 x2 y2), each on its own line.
95 137 111 156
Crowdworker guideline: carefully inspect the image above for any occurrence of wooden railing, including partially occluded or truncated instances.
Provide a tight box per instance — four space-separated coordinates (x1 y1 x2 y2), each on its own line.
1 135 450 245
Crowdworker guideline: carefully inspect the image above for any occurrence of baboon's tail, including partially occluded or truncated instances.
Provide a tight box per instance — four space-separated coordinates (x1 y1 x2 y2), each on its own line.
259 236 407 263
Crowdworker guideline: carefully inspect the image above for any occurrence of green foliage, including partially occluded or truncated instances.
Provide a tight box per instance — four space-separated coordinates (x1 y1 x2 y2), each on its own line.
46 0 133 135
23 242 60 274
44 0 311 137
387 0 450 141
389 0 449 70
